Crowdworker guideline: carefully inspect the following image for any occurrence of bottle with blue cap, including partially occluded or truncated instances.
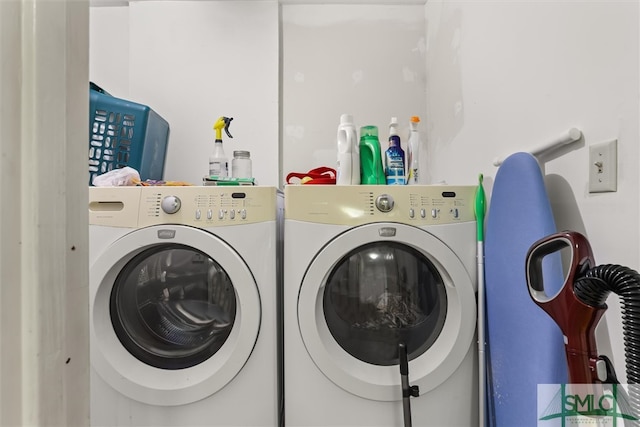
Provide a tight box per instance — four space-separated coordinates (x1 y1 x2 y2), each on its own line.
384 117 406 185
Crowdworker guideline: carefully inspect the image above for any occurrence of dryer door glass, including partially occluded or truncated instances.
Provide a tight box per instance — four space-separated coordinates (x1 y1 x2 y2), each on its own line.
110 244 237 370
323 241 447 366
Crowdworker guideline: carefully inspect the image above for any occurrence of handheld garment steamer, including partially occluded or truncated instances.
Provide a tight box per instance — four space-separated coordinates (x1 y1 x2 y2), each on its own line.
526 230 640 420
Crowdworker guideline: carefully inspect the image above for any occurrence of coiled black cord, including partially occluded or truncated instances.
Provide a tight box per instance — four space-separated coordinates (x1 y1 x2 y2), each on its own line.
574 264 640 423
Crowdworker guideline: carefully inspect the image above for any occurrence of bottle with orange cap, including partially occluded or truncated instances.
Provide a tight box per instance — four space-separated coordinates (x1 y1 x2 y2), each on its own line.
406 116 421 185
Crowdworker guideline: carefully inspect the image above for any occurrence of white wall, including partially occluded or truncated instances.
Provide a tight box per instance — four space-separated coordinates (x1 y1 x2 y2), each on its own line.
281 4 426 183
89 6 130 97
425 0 639 382
91 2 426 187
91 1 280 186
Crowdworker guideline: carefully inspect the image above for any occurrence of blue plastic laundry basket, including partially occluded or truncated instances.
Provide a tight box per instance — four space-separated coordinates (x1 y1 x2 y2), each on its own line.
88 82 170 185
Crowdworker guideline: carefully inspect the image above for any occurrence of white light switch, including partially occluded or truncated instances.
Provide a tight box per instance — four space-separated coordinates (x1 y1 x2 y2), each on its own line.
588 140 617 193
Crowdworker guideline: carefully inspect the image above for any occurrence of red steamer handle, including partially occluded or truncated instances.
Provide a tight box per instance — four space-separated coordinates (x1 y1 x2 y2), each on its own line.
525 230 607 384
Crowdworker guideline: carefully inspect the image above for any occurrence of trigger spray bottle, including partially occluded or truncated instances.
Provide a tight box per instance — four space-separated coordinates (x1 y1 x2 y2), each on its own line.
209 116 233 177
384 117 406 185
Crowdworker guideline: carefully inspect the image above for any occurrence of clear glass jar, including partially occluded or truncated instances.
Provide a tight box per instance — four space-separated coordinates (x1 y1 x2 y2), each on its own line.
232 150 252 179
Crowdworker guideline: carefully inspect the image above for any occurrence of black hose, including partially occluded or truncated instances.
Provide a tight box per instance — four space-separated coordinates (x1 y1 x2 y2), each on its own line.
398 342 419 427
574 264 640 423
399 342 413 427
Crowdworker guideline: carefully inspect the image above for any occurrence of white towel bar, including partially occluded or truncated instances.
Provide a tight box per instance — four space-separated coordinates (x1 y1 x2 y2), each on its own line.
493 127 583 167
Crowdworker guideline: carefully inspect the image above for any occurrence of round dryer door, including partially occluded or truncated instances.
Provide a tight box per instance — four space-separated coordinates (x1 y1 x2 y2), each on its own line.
298 222 476 401
90 225 260 406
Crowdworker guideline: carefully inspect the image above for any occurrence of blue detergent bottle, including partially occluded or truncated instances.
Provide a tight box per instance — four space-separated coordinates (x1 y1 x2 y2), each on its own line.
359 125 386 185
384 117 406 185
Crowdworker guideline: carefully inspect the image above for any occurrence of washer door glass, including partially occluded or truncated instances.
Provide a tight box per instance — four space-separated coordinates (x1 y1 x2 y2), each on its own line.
111 244 236 370
91 225 261 406
297 222 476 401
323 241 446 366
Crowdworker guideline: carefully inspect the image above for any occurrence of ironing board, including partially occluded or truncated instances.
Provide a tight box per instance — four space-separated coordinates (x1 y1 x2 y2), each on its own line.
484 152 567 426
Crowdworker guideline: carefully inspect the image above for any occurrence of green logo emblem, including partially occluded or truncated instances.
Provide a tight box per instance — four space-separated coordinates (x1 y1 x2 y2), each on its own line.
538 384 639 426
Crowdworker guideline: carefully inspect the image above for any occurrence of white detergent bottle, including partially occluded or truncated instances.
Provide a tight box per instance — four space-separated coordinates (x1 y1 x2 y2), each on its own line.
407 116 421 185
336 114 360 185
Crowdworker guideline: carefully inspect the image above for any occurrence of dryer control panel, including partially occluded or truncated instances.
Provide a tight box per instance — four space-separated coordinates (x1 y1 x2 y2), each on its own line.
89 186 278 228
284 185 475 226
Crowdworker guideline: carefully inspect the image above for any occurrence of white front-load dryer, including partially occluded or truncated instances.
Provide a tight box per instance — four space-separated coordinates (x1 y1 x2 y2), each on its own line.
89 186 282 427
284 185 478 426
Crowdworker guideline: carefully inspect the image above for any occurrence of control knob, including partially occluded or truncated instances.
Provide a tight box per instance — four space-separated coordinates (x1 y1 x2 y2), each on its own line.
375 194 395 212
161 196 181 214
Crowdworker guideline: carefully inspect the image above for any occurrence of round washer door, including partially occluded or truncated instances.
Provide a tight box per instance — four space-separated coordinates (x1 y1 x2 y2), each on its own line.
90 225 260 406
298 222 476 401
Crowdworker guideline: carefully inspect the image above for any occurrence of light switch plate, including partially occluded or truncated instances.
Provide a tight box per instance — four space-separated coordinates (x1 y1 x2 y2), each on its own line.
588 139 617 193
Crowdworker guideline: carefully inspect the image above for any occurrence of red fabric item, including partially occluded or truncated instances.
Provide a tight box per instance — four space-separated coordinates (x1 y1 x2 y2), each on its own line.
286 167 336 185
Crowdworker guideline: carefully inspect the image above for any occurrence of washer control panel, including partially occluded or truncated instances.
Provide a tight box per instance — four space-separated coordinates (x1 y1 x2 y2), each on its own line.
285 185 475 226
89 186 278 228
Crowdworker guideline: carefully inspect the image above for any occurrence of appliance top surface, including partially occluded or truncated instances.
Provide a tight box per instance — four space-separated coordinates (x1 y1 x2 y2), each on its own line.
284 184 476 226
89 185 278 228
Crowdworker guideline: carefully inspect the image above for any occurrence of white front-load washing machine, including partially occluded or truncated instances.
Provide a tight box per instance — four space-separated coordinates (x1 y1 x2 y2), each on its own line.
284 185 478 426
89 186 282 427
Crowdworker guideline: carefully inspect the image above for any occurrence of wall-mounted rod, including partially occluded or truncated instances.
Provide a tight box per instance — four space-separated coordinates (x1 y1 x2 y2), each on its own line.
493 128 583 167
